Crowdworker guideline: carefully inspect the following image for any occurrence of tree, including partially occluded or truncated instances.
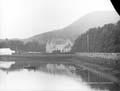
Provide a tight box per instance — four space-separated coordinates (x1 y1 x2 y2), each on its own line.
72 20 120 53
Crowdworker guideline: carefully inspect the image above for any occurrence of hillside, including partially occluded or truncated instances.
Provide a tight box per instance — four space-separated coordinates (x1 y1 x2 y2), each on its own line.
24 11 120 44
72 20 120 52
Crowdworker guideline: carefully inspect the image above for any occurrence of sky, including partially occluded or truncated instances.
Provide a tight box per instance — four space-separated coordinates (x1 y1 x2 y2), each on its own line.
0 0 115 39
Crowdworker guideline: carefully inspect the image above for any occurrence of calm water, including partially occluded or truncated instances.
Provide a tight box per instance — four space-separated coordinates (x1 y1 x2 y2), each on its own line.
0 61 110 91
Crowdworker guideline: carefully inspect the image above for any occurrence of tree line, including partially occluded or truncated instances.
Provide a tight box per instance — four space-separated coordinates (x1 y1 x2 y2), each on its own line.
0 40 45 52
72 20 120 53
0 20 120 53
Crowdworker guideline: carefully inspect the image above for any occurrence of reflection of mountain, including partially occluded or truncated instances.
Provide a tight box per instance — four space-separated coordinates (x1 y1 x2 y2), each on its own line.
24 11 119 44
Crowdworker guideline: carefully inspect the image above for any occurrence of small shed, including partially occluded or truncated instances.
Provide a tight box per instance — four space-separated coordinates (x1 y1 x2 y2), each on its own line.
0 48 15 55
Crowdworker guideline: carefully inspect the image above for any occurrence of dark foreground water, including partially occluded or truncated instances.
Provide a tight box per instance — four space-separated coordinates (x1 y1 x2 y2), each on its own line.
0 61 118 91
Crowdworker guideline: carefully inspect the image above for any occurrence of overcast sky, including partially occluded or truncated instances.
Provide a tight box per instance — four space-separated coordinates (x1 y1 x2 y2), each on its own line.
0 0 115 39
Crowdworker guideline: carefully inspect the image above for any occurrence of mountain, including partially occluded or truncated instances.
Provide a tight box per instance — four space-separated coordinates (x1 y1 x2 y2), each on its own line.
24 11 120 44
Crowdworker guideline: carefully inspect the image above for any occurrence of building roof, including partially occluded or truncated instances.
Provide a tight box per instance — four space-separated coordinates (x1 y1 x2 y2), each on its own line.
50 39 70 45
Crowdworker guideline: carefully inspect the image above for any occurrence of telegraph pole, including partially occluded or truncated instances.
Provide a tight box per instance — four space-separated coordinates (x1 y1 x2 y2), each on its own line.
87 34 89 52
87 34 90 82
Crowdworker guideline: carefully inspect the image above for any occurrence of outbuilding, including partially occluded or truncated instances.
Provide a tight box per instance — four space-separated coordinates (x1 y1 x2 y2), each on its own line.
0 48 15 55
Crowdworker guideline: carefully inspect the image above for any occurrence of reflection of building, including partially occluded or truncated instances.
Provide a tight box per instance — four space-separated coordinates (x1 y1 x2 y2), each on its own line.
0 48 15 55
46 39 73 53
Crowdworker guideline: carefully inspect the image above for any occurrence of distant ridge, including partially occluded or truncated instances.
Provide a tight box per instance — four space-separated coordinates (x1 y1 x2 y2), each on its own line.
24 11 120 44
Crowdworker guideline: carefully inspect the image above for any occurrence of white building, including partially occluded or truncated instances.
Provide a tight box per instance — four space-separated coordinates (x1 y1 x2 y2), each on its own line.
46 39 73 53
0 48 15 55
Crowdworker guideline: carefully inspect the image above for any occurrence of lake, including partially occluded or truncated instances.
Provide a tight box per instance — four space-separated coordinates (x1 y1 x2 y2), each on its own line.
0 61 118 91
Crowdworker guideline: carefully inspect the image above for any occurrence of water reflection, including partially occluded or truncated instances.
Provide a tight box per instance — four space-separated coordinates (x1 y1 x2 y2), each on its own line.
0 61 116 91
0 61 15 69
0 69 109 91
